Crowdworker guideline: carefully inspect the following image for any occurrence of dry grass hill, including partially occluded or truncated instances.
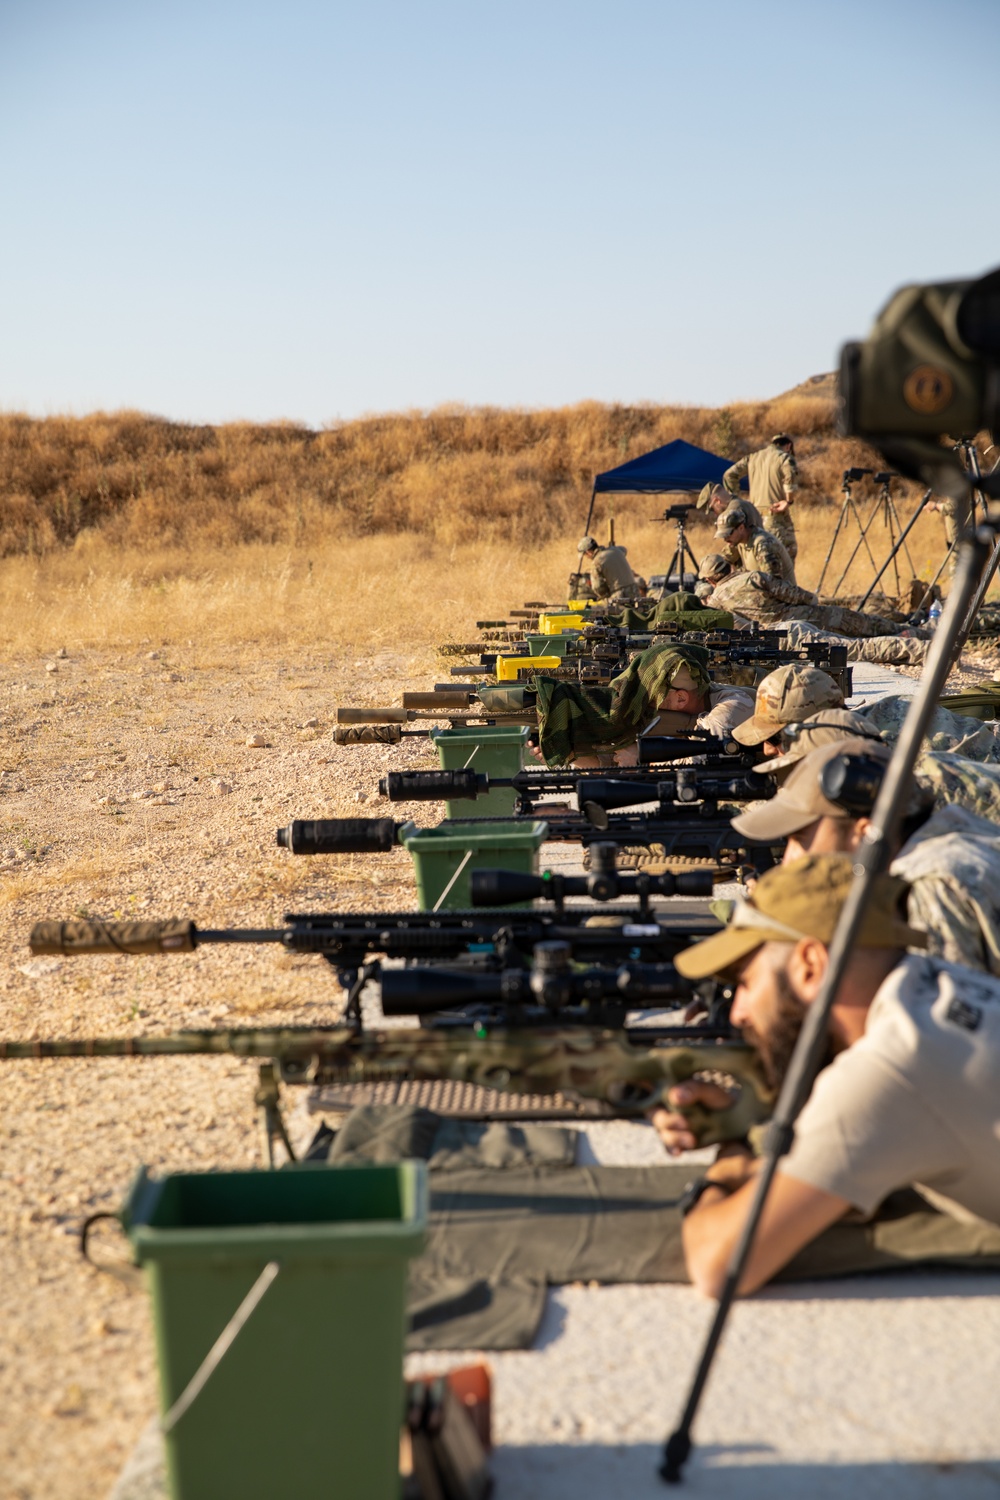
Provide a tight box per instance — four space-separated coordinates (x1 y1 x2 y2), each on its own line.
1 382 878 557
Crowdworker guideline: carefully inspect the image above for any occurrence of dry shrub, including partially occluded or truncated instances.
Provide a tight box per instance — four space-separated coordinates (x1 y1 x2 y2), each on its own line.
0 394 868 557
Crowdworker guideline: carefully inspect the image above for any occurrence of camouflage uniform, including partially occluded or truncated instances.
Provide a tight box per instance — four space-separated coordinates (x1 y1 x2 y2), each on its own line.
591 545 639 601
723 440 798 564
707 571 902 637
780 619 929 667
893 804 1000 975
863 699 1000 763
727 523 795 583
693 551 732 601
696 482 764 533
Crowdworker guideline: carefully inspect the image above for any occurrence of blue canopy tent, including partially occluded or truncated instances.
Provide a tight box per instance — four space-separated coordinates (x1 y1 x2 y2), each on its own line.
582 438 742 537
580 439 746 589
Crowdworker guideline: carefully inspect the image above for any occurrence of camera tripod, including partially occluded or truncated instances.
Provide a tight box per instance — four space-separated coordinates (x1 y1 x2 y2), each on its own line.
659 507 700 590
815 469 915 599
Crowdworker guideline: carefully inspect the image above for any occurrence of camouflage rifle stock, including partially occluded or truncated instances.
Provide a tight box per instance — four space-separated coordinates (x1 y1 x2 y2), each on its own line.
0 1022 772 1161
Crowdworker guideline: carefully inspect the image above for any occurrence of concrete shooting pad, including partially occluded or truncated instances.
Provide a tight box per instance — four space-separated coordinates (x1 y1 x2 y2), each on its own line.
110 652 1000 1499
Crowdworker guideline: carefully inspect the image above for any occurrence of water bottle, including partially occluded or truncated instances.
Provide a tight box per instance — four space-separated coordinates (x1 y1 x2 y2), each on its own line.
928 599 943 630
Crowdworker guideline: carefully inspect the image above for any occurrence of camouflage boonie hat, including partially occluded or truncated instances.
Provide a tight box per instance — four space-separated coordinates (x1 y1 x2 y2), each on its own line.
731 665 844 747
715 505 749 538
675 853 924 980
758 708 883 775
698 552 731 581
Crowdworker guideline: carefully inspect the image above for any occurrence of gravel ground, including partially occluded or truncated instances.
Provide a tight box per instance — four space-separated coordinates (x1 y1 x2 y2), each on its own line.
3 637 999 1500
0 641 442 1500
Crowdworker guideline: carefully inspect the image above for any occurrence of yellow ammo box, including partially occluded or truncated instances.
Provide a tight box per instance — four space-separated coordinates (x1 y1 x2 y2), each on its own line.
495 653 562 682
539 612 585 634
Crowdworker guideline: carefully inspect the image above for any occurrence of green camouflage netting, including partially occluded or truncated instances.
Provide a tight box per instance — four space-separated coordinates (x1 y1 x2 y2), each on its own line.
535 642 712 766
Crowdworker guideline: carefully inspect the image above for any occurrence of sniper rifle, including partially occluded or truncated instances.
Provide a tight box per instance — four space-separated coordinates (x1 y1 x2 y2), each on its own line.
28 871 720 1017
275 814 780 872
378 766 771 815
0 1017 772 1165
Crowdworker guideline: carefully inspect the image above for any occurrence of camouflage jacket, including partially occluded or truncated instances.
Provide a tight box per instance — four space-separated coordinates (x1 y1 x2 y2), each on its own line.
864 700 1000 764
592 545 638 599
733 525 795 583
894 803 1000 974
534 642 712 766
723 444 797 513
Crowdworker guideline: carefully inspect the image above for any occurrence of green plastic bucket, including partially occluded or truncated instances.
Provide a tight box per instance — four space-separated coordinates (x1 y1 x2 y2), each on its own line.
431 724 530 818
524 632 576 657
122 1161 427 1500
400 818 548 910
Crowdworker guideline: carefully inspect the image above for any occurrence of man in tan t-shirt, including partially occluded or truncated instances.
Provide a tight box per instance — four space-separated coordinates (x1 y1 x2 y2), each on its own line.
649 853 1000 1298
723 435 798 569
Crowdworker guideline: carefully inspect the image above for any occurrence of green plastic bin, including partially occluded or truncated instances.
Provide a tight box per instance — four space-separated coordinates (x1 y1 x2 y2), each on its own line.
400 818 548 910
431 723 530 818
524 631 577 657
121 1161 427 1500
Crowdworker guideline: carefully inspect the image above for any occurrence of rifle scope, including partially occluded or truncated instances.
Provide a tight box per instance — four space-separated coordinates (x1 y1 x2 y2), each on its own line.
379 950 692 1016
469 866 713 907
575 771 771 814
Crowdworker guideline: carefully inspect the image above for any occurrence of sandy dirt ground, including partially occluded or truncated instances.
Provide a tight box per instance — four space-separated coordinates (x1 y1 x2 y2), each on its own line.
0 641 446 1500
2 631 999 1500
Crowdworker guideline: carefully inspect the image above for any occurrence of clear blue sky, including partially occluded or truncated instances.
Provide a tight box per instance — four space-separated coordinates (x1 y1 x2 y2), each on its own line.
1 0 997 426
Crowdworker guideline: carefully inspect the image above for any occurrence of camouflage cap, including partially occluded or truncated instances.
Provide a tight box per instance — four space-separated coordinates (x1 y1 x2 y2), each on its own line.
577 536 598 553
715 505 749 537
771 433 793 447
674 852 923 980
696 482 723 511
757 708 883 775
698 552 731 581
731 665 844 747
731 737 897 841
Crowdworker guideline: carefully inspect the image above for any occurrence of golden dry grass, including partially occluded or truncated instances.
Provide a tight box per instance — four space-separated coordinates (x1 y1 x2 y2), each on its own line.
0 503 983 663
0 392 865 556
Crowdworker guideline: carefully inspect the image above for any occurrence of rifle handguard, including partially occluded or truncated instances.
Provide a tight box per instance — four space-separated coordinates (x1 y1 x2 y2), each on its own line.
29 919 197 956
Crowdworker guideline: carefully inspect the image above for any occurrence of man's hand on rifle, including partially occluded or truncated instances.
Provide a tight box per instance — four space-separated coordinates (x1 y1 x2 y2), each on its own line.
650 1079 740 1156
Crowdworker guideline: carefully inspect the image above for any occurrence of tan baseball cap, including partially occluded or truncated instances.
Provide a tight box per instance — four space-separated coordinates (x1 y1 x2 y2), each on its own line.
757 709 884 775
731 738 892 841
675 852 924 980
696 482 724 511
731 665 844 747
715 505 749 537
577 536 598 553
698 551 731 581
667 662 701 692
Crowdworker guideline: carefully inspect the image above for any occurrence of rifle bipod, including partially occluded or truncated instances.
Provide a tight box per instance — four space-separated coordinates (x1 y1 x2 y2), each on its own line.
254 1061 297 1168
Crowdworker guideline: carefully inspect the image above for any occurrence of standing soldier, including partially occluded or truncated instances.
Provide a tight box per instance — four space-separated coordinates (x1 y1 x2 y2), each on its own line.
576 536 640 604
723 434 798 573
714 505 795 583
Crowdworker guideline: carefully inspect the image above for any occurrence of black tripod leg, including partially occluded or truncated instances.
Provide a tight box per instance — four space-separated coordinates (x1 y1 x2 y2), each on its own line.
659 528 989 1486
857 490 932 609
